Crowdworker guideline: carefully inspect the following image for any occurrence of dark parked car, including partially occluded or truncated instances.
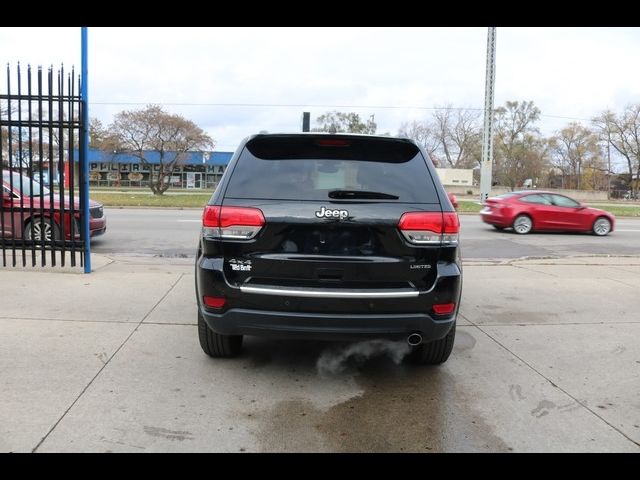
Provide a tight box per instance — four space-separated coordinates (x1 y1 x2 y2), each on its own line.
1 171 106 242
480 191 615 235
195 133 462 364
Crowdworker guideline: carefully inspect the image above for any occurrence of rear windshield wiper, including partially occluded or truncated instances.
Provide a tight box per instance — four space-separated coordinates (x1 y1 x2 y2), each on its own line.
328 189 399 200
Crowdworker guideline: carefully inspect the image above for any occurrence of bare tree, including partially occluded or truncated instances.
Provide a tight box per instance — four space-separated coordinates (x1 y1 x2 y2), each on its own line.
398 107 481 169
0 103 49 172
313 111 377 134
89 118 108 149
0 130 7 167
593 106 640 197
432 106 482 169
493 101 548 190
549 122 600 190
1 101 13 166
398 120 440 164
105 105 214 195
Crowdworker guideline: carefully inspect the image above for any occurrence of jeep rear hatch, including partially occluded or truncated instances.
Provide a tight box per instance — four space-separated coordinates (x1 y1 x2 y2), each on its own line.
207 135 455 303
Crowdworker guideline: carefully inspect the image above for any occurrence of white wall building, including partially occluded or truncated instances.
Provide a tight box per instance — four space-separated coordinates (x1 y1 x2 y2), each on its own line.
435 168 474 187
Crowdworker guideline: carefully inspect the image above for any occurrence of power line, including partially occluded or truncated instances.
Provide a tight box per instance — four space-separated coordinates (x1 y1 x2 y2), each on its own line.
89 101 594 122
90 101 479 111
540 114 594 122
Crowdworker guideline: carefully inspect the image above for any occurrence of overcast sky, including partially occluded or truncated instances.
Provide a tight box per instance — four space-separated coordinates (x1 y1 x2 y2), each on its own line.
1 27 639 152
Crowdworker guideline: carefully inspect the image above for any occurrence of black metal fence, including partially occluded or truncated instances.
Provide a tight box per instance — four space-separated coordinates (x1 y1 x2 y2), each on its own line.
0 64 87 268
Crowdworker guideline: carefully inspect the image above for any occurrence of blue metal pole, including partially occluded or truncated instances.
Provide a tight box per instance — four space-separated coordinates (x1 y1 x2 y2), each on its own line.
81 27 91 273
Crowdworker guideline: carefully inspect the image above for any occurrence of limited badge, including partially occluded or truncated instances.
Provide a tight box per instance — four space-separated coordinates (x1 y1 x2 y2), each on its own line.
410 264 431 270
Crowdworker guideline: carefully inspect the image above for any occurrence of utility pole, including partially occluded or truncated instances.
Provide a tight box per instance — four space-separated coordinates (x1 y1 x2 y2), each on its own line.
302 112 310 132
606 134 611 199
480 27 496 203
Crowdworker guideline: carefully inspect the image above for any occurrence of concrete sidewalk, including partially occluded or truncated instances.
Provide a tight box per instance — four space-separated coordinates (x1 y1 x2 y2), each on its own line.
1 254 639 452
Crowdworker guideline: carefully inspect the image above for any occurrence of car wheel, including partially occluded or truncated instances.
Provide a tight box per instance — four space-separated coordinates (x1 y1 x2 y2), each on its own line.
592 217 612 236
406 324 456 365
24 217 60 243
197 310 243 357
512 214 533 234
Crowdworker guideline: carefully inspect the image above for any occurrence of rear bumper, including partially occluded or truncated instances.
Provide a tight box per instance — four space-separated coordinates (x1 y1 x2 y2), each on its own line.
480 210 511 227
196 254 462 342
199 306 456 342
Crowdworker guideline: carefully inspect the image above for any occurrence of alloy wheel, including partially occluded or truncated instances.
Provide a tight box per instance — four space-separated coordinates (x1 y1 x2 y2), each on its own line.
593 218 611 236
513 215 532 234
27 220 53 242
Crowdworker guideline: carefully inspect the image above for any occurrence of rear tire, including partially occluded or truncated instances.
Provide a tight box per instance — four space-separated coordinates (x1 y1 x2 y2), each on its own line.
198 310 243 357
512 214 533 234
592 217 611 236
406 324 456 365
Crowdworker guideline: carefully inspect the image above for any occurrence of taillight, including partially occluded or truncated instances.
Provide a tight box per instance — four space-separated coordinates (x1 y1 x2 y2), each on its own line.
432 303 456 315
398 211 459 246
202 205 265 240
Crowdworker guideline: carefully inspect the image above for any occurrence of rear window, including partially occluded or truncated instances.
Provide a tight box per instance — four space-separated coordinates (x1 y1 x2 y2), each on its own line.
520 194 552 205
496 192 518 199
224 136 439 203
550 194 580 208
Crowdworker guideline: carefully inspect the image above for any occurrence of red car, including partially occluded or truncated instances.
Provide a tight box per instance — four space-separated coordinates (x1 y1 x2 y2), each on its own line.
1 171 106 242
480 191 614 236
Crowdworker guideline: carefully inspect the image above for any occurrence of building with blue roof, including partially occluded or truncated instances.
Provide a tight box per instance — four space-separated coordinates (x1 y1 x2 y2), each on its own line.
88 148 234 189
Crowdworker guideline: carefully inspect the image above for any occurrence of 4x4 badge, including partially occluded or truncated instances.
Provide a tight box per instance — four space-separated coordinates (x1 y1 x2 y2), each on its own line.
229 258 252 271
315 206 349 220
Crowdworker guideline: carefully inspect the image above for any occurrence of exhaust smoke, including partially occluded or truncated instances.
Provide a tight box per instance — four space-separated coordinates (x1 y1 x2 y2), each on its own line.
316 339 411 375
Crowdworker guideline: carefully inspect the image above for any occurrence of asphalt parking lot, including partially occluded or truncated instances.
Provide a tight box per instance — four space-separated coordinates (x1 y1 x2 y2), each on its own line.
1 254 639 452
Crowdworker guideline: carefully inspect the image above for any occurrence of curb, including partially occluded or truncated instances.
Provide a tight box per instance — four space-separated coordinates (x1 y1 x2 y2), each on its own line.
103 206 204 210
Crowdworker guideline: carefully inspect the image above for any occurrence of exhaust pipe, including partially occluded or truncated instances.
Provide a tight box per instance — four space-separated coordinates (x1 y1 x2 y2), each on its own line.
407 333 422 346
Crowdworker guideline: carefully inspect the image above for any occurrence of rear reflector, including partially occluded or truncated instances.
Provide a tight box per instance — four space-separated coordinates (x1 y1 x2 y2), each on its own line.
203 206 265 240
203 296 226 309
432 303 456 315
398 211 460 245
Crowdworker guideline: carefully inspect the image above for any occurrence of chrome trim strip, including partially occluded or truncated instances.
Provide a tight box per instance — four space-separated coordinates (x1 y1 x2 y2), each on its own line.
240 285 419 298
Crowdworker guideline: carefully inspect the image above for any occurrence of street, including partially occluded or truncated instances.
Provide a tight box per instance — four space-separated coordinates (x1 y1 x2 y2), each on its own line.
92 208 640 260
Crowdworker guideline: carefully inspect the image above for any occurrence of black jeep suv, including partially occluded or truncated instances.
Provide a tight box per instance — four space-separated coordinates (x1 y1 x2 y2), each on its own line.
196 133 462 364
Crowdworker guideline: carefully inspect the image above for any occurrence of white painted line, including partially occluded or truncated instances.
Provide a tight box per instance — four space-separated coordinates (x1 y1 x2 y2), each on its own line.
616 229 640 232
176 220 201 223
